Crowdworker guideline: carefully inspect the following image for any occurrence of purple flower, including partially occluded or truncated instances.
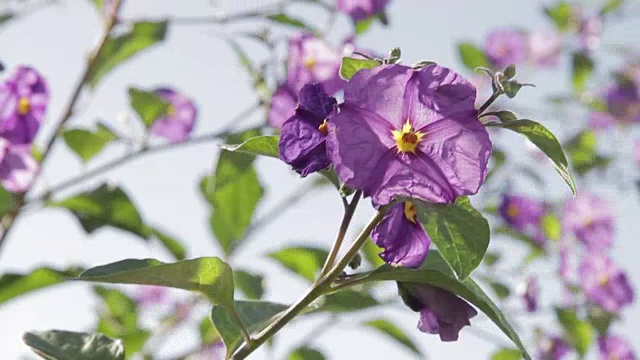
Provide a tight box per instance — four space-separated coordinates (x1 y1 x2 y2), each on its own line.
370 202 430 268
336 0 390 22
562 193 614 250
279 83 336 176
484 29 528 69
538 336 571 360
134 286 167 306
399 283 477 342
198 341 225 360
605 83 640 124
588 112 616 131
634 140 640 167
528 30 563 68
598 335 636 360
579 253 634 312
579 15 602 51
498 194 547 247
0 66 49 145
149 88 197 143
521 276 538 312
268 85 298 129
326 64 491 206
0 139 38 192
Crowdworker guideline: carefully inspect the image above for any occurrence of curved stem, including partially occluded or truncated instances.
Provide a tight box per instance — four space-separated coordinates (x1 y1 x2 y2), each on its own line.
478 91 502 115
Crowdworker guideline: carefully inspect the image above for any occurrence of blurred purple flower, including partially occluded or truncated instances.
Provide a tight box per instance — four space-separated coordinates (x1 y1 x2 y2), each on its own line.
279 83 336 176
371 202 430 268
562 193 614 250
484 29 528 69
198 341 225 360
588 112 616 131
0 65 49 145
538 336 571 360
528 30 563 68
605 82 640 124
149 88 197 143
579 253 634 312
598 335 636 360
522 276 538 312
336 0 390 22
326 63 491 206
399 283 477 342
0 139 38 192
579 15 602 51
268 85 298 129
135 286 167 306
634 140 640 167
498 194 547 247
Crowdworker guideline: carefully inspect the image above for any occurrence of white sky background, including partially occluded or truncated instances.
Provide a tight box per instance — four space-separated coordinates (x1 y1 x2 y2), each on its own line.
0 0 639 359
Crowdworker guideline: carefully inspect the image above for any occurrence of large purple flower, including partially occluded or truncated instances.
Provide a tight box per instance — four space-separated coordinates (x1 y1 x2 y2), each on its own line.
149 88 197 143
0 139 38 192
538 336 571 360
326 64 491 206
562 192 614 250
528 30 563 68
499 194 547 247
399 283 477 342
336 0 390 23
605 82 640 124
279 84 336 176
579 253 634 312
484 29 528 69
0 66 49 145
370 202 430 267
598 335 636 360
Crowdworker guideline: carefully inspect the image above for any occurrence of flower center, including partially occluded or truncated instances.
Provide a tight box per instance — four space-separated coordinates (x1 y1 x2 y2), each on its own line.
318 119 329 136
598 274 610 287
18 97 30 115
392 120 424 154
304 57 316 69
506 204 520 219
403 202 417 224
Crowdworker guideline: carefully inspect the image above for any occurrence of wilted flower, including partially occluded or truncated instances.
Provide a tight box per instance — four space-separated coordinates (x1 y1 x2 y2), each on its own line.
370 202 430 268
149 88 197 143
498 194 547 247
598 335 636 360
326 63 491 206
562 192 614 249
0 139 38 192
528 30 563 68
279 83 336 176
484 29 528 69
398 282 477 342
538 335 571 360
521 276 538 312
579 253 634 312
134 286 167 306
0 66 49 145
336 0 390 22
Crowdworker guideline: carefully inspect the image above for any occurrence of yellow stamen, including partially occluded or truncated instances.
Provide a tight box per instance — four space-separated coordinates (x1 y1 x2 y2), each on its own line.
506 204 520 219
598 274 609 287
392 120 425 154
318 119 329 136
404 202 417 224
303 57 316 69
18 97 30 115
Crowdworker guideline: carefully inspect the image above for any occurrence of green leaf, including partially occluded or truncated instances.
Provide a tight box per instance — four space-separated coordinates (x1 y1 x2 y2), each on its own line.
556 307 594 356
267 246 328 282
565 130 611 176
23 330 125 360
226 39 270 102
0 186 16 216
199 316 220 344
491 348 523 360
483 111 517 123
202 129 264 255
364 319 421 355
52 183 151 239
76 257 235 308
88 21 168 88
458 42 491 71
320 290 380 312
233 270 264 300
356 251 532 359
488 120 576 195
600 0 624 15
483 251 501 267
151 227 187 260
339 56 381 80
63 126 116 162
414 197 490 280
541 214 562 241
362 238 386 268
127 87 171 127
488 281 511 300
544 1 574 32
355 17 374 35
210 300 288 357
266 13 314 31
220 135 279 158
0 267 81 306
587 307 616 336
0 13 15 27
288 347 326 360
571 52 594 93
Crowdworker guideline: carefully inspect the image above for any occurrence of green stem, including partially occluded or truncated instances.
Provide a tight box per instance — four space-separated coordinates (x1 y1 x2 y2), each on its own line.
230 203 393 360
478 91 502 115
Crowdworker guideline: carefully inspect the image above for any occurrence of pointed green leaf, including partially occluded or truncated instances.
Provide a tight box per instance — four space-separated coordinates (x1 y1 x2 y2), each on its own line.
339 56 381 80
267 246 328 282
544 1 573 32
220 135 279 158
364 319 421 355
0 267 81 306
76 257 235 307
320 290 380 313
483 111 517 123
151 227 187 260
266 13 315 31
571 52 594 93
413 197 490 280
600 0 624 15
0 186 16 216
127 87 171 127
63 126 116 162
23 330 125 360
556 307 594 356
458 42 491 71
491 348 523 360
233 270 265 300
565 130 611 175
288 347 326 360
355 17 374 35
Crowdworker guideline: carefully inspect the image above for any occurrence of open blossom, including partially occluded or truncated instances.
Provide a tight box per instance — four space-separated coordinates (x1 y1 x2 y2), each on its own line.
562 192 614 249
598 335 636 360
605 82 640 124
499 194 547 247
399 283 477 342
579 253 634 312
371 202 430 268
528 30 563 68
0 139 38 192
279 84 336 176
538 336 571 360
337 0 390 22
149 88 197 143
326 64 491 206
484 29 528 69
0 66 49 145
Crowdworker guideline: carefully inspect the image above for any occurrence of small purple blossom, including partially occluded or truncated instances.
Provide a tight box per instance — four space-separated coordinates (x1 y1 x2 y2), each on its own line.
498 194 547 247
528 30 563 68
326 64 491 206
149 88 197 143
598 335 636 360
562 193 614 250
538 336 571 360
0 139 38 192
399 283 477 342
484 29 528 69
579 253 634 312
0 66 49 145
588 112 616 131
605 82 640 124
336 0 390 22
579 15 603 51
279 84 336 176
134 286 167 306
370 202 430 268
521 276 538 312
